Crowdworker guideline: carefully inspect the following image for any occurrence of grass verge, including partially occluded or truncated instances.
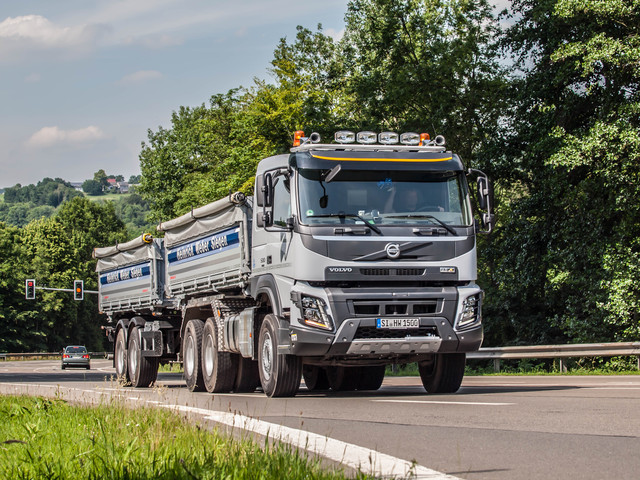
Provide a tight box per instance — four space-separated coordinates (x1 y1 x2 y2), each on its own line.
0 395 375 480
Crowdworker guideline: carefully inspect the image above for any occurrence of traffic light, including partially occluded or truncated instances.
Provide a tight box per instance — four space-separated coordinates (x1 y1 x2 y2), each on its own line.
25 279 36 300
74 280 84 301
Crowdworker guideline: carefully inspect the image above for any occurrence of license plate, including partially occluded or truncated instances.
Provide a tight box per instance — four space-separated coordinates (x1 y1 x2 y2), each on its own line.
376 318 420 329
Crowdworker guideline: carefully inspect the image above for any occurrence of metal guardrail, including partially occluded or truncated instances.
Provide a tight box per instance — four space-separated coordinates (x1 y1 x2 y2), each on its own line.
0 352 109 361
2 343 639 372
467 342 640 372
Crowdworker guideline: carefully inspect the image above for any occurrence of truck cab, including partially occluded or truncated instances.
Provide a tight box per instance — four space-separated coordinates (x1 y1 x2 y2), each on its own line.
251 130 492 395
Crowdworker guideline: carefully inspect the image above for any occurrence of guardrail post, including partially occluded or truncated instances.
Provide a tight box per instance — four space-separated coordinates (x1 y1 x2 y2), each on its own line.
559 358 567 373
493 359 501 373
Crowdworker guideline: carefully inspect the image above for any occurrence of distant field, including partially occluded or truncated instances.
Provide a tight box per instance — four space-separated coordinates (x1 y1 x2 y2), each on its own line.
84 192 131 202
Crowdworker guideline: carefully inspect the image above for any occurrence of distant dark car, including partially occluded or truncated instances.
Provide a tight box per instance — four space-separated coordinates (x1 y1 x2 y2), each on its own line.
61 345 90 370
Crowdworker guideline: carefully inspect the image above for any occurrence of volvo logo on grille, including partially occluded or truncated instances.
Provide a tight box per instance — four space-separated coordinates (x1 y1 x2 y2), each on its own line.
385 243 401 259
328 267 353 273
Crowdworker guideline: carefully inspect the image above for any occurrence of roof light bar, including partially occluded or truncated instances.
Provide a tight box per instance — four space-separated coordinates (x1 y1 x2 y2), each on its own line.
400 132 420 145
379 131 399 144
357 131 377 144
335 130 355 144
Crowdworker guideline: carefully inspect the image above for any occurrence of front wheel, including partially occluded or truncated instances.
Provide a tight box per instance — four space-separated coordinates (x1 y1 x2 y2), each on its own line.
258 314 302 397
418 353 466 394
114 328 129 382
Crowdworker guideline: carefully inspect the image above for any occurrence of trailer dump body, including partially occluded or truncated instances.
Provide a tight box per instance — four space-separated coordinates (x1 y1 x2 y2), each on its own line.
94 234 164 314
158 193 252 296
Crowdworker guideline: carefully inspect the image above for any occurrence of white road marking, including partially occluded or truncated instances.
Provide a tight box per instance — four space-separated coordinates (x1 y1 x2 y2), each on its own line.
163 404 462 480
373 399 514 406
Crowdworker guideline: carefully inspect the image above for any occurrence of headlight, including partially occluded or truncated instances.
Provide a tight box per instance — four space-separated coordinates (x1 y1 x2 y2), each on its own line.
300 296 334 331
456 293 482 330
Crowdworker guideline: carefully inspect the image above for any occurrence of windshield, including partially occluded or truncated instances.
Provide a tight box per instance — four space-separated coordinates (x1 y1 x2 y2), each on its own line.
298 168 472 227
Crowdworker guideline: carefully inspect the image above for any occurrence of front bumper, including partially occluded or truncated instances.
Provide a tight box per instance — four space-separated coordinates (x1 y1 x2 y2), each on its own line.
286 284 483 358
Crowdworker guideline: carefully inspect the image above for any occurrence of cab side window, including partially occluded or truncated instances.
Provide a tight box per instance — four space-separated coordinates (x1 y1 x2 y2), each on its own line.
272 176 291 227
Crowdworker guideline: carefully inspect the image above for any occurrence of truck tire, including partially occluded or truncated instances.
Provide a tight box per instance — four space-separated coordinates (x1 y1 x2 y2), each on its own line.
183 319 206 392
115 328 129 382
419 353 466 394
258 314 302 397
234 356 261 393
356 366 385 391
302 365 330 391
202 318 237 393
327 366 358 392
127 326 159 388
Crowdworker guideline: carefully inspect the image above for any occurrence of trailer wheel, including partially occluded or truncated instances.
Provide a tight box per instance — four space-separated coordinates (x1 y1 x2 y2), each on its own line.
127 326 159 388
418 353 466 394
183 319 206 392
326 366 358 392
234 356 261 393
114 328 129 382
356 366 386 391
302 365 330 391
201 318 237 393
258 314 301 397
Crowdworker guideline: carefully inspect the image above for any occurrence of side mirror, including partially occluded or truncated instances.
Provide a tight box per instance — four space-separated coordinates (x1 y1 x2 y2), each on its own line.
468 168 494 234
476 177 488 210
263 173 273 208
256 175 265 207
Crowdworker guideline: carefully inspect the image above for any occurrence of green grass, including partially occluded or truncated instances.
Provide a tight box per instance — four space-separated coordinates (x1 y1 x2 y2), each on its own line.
84 192 130 202
0 395 375 480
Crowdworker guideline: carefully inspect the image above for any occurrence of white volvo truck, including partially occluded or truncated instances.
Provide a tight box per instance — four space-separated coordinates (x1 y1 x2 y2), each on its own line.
94 130 493 397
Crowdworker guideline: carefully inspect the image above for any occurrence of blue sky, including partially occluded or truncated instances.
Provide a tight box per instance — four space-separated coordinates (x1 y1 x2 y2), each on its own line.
0 1 348 188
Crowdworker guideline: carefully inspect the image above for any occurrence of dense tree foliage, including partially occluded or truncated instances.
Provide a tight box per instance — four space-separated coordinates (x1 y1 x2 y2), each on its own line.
3 178 83 207
2 0 638 352
478 0 640 345
0 199 127 352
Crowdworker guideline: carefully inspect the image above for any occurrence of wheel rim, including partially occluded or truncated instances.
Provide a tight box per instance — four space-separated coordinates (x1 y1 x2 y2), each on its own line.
129 335 138 374
185 335 195 377
261 331 273 381
203 333 214 377
116 339 125 373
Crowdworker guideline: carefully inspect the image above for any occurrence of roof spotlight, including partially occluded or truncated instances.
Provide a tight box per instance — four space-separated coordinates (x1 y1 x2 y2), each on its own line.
335 130 355 144
357 131 377 144
400 132 420 145
379 132 399 144
434 135 446 146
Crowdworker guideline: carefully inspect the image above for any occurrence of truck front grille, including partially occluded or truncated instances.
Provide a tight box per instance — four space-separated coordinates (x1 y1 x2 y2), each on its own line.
351 300 439 316
354 326 439 340
360 268 425 276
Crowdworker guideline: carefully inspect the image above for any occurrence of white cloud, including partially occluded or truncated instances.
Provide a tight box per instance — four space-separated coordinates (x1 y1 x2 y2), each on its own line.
122 33 184 49
324 28 345 42
26 126 107 149
117 70 163 85
0 15 110 61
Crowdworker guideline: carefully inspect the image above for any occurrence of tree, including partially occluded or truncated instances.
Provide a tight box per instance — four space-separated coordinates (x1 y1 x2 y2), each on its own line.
82 179 103 196
341 0 507 161
482 0 640 344
93 169 108 189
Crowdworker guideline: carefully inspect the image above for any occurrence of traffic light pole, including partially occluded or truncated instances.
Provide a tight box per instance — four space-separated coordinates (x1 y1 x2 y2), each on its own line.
24 279 98 300
33 286 99 294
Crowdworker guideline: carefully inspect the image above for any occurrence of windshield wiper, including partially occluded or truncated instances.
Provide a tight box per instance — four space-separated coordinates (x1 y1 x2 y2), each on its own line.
307 213 383 235
386 214 457 236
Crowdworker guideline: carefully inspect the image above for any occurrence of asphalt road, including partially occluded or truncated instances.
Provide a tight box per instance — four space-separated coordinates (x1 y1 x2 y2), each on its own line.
1 359 639 479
